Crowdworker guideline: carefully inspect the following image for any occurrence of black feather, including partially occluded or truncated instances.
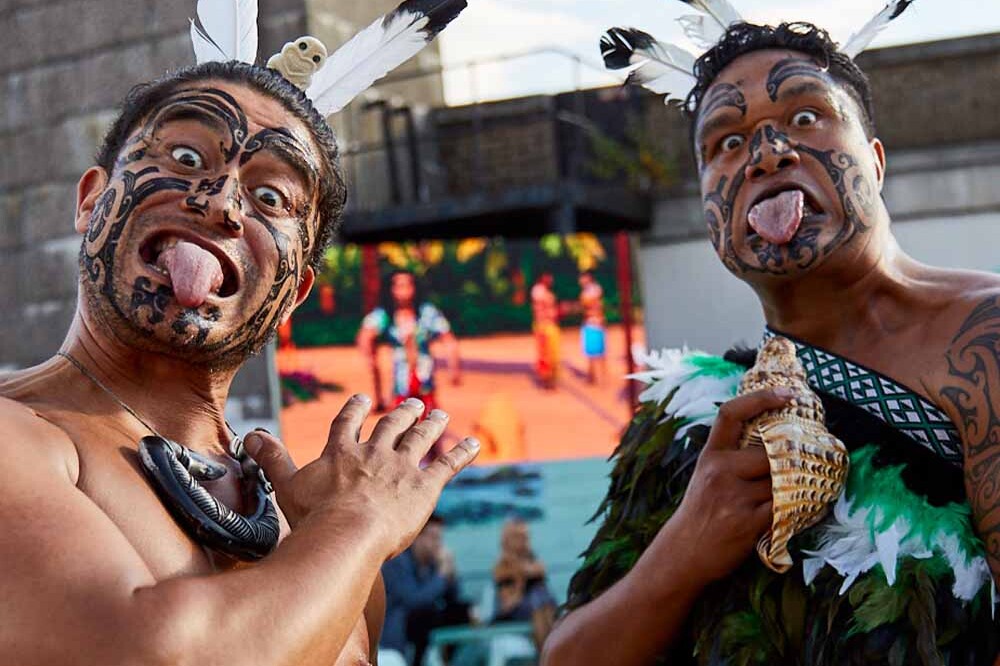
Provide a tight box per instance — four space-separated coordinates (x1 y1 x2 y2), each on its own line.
889 0 915 21
386 0 467 38
600 27 657 70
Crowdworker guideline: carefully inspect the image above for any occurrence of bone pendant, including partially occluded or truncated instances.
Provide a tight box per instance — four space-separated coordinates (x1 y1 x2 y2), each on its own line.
738 336 849 573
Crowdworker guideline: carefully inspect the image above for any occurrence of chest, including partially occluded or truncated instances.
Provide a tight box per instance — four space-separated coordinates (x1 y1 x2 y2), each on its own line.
69 426 376 663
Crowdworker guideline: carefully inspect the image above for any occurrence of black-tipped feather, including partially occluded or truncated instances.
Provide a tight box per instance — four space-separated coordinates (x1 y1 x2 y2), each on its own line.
600 27 656 70
306 0 467 115
387 0 467 39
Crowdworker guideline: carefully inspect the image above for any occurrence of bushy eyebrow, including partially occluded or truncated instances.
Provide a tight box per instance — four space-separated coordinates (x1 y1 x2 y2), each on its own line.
241 128 321 190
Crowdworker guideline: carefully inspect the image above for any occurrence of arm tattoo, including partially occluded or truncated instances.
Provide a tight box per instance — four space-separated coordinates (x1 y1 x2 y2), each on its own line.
941 295 1000 574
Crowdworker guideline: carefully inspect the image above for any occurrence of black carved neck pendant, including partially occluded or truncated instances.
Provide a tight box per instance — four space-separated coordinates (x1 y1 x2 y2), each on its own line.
137 435 280 561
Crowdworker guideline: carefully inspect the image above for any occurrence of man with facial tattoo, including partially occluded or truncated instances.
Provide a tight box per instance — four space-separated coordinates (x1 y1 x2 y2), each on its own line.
0 61 481 666
543 22 1000 665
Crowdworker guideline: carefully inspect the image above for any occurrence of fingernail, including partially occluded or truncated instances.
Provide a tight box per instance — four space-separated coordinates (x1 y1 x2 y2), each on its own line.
404 397 425 411
464 437 480 450
774 387 795 398
429 409 449 421
352 393 371 404
244 433 263 456
253 427 271 434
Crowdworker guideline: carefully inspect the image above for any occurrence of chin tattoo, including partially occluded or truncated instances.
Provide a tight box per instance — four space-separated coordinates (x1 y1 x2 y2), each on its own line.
941 296 1000 568
81 87 315 365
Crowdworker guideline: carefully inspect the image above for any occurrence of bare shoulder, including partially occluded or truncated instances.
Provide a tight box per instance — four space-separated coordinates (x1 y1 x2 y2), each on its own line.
0 394 79 484
926 264 1000 308
928 279 1000 453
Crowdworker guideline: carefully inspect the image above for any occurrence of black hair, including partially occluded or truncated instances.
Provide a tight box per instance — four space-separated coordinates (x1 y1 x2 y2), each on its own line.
95 60 346 274
686 22 877 140
381 269 424 317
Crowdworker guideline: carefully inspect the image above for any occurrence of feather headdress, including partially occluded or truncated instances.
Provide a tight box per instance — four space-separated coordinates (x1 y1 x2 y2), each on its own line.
188 0 467 117
603 0 917 108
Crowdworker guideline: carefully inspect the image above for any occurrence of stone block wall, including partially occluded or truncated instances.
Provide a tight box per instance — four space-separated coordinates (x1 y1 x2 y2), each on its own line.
0 0 302 434
432 96 561 196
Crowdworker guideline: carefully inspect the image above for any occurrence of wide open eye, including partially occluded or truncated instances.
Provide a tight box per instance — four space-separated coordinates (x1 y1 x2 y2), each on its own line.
171 146 204 169
720 134 745 152
792 110 819 127
252 185 287 210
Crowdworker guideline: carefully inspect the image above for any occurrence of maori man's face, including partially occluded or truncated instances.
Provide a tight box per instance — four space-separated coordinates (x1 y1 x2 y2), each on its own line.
74 81 323 368
694 49 886 282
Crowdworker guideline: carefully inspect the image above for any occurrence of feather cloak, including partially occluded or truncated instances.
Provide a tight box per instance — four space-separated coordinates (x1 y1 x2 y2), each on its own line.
565 347 999 665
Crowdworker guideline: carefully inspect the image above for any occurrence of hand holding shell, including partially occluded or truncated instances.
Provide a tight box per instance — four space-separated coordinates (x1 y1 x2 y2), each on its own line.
738 336 849 573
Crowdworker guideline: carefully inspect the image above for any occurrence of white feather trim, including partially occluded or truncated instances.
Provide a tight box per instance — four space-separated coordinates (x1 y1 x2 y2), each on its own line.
630 347 743 438
803 494 993 603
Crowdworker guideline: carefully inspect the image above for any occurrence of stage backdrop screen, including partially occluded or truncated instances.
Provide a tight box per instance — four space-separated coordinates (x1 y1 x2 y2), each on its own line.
274 232 644 605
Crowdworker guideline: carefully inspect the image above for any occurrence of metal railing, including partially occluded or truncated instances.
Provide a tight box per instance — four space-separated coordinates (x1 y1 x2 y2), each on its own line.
340 48 637 217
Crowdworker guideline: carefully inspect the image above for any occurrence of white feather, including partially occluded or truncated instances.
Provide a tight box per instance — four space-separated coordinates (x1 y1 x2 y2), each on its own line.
680 0 742 30
630 347 743 437
626 39 698 103
306 8 435 116
841 0 914 59
803 494 993 602
675 0 743 49
190 0 258 64
190 19 227 64
677 14 726 50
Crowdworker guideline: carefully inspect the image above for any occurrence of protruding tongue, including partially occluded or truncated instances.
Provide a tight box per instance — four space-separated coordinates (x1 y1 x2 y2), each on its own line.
156 240 224 309
748 190 804 245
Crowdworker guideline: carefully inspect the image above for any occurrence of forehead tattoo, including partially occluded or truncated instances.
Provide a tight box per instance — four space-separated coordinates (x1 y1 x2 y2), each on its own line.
701 82 748 122
766 57 827 102
147 87 320 184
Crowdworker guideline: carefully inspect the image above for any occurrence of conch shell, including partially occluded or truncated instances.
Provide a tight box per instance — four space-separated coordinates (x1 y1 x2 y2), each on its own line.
267 36 328 89
738 336 849 573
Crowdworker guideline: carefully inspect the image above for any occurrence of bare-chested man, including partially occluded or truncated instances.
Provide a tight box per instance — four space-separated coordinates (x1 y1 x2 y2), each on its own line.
0 61 479 666
544 21 1000 664
577 271 606 385
531 272 560 390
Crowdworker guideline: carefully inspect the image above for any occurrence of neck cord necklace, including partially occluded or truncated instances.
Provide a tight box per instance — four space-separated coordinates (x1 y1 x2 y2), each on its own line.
58 351 279 561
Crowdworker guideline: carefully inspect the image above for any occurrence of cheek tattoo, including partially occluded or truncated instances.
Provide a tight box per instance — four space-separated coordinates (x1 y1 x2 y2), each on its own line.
702 124 873 276
82 87 314 361
701 57 876 276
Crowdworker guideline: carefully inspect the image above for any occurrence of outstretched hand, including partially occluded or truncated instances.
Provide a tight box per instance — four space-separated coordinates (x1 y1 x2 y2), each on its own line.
648 387 793 586
244 395 479 558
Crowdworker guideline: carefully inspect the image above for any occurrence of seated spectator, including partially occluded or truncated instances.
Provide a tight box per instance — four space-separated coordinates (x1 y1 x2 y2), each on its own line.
382 514 471 665
492 517 557 648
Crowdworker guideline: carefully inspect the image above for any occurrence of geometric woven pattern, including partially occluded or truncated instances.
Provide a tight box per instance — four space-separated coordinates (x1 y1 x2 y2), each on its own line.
763 328 963 465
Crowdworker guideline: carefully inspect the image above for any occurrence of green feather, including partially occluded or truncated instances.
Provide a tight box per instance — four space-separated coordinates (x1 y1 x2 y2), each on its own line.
687 353 745 379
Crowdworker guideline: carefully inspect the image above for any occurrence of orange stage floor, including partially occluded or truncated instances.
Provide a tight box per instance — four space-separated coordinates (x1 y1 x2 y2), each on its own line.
277 324 644 466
